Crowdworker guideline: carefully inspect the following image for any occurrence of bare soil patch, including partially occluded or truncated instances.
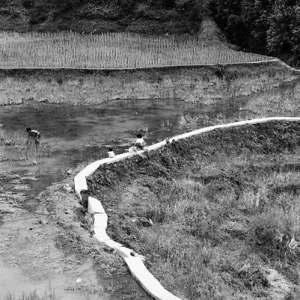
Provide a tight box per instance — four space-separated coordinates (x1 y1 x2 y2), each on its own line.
0 203 108 299
0 166 152 300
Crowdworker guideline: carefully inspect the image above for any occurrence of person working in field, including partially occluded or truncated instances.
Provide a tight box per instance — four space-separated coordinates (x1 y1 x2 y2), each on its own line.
135 133 146 150
107 147 116 158
26 127 41 146
126 133 148 158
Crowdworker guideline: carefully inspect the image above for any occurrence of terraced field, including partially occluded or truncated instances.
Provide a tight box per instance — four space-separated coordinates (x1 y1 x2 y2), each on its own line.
0 31 273 69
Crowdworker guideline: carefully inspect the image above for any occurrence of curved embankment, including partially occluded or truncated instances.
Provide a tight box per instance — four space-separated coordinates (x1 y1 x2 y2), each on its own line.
74 117 300 300
0 59 298 107
0 58 298 73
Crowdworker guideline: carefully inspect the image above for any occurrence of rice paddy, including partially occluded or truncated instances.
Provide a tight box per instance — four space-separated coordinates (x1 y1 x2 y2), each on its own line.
0 128 51 164
0 31 274 69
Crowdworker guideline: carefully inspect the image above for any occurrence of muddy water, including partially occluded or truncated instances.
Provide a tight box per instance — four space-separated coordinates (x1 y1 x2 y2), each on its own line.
0 98 236 210
0 209 108 300
0 256 103 300
0 78 300 210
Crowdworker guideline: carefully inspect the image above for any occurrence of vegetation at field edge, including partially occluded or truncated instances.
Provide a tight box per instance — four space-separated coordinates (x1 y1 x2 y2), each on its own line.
0 128 51 164
2 288 55 300
0 62 297 106
87 121 300 300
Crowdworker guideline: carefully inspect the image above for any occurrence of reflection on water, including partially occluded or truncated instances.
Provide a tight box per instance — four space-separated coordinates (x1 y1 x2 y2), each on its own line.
0 78 299 209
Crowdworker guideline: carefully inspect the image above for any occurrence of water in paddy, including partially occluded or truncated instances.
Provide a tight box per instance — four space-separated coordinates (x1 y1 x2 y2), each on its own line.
0 78 299 210
0 99 217 209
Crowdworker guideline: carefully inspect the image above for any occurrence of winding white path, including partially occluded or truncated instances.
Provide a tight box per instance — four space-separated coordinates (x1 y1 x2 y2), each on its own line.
74 117 300 300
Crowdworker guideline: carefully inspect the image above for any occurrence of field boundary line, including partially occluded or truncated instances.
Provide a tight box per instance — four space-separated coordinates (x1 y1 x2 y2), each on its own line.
277 60 300 73
1 58 299 72
74 117 300 300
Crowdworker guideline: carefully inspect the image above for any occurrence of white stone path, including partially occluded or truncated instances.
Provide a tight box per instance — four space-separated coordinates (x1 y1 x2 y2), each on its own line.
74 117 300 300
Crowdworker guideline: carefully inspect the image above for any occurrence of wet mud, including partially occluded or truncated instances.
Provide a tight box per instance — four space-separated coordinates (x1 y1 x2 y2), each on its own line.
0 205 110 299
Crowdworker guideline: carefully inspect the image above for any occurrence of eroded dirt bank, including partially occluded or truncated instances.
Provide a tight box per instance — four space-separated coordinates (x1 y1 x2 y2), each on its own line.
0 169 152 300
0 204 108 299
38 166 153 300
0 62 298 106
87 121 300 300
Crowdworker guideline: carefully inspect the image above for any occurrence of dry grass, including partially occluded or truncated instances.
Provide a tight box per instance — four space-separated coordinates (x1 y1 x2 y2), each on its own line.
0 31 273 69
0 68 292 107
138 153 300 299
178 82 300 130
2 288 55 300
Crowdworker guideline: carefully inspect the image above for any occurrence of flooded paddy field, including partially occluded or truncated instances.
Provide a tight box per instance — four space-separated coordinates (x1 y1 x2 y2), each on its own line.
0 99 221 209
0 71 299 299
0 97 226 300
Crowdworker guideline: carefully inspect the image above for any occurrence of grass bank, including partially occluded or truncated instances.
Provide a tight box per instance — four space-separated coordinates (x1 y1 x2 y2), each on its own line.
3 289 55 300
0 61 298 106
87 121 300 300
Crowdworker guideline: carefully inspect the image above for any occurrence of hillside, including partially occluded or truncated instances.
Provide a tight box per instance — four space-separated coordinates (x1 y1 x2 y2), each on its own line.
209 0 300 68
0 0 203 35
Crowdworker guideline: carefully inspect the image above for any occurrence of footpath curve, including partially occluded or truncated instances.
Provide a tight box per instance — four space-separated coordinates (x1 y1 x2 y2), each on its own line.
74 116 300 300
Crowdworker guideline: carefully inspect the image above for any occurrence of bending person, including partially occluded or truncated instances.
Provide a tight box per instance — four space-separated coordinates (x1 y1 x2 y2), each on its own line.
26 127 41 146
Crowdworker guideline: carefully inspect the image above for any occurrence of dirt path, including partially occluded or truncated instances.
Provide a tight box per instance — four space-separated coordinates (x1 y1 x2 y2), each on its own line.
0 204 108 299
0 164 151 300
0 171 108 299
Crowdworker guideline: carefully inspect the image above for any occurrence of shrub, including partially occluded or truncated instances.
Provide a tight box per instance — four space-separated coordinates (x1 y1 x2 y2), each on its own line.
55 77 63 85
118 0 136 14
22 0 34 9
249 210 300 262
29 7 48 25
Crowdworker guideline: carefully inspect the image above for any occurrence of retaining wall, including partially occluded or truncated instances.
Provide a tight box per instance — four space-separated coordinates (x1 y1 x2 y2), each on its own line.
74 117 300 300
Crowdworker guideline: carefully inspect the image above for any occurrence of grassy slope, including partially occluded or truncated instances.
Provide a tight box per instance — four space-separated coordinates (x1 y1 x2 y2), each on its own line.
88 121 300 300
0 62 298 106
